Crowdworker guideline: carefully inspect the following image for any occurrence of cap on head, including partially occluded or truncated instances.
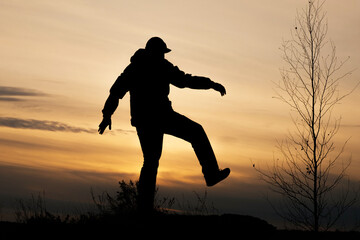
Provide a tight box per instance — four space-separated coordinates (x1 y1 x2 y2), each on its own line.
145 37 171 54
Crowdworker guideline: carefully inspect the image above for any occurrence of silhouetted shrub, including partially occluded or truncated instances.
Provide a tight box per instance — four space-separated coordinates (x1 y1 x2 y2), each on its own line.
91 180 175 217
15 192 70 224
14 180 217 226
177 191 219 215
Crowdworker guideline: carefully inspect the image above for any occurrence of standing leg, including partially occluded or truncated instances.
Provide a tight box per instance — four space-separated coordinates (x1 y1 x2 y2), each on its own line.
136 125 164 214
163 112 229 186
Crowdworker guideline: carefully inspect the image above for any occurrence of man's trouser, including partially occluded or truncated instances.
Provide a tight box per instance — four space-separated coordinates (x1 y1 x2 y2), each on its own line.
135 111 220 213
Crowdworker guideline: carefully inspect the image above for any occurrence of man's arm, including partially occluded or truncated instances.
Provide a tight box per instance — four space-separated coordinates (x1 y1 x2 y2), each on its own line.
98 73 129 135
170 64 226 96
187 76 226 96
98 94 118 134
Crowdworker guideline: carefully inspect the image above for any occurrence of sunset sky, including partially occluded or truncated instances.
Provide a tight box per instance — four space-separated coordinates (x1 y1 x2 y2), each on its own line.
0 0 359 226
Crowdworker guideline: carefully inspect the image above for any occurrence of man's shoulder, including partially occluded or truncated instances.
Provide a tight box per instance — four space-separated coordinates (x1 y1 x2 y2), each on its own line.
162 59 181 73
162 58 174 66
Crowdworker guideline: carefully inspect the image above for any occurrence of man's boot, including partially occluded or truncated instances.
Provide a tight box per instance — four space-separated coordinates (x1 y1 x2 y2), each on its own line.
204 168 230 187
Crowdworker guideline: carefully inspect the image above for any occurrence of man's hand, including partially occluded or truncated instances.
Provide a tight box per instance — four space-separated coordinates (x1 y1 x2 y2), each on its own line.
213 83 226 96
98 117 112 135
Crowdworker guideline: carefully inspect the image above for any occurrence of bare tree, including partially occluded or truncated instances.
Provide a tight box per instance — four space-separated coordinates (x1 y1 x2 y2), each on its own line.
254 0 358 232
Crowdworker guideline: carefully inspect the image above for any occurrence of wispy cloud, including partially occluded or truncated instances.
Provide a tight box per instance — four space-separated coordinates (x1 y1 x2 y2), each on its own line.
0 117 95 133
0 86 46 101
0 117 135 134
0 97 24 102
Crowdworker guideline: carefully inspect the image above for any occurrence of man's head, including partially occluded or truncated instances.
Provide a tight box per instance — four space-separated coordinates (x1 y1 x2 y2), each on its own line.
145 37 171 59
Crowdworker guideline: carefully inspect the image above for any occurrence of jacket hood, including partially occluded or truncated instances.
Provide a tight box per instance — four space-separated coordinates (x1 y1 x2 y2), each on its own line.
130 48 148 63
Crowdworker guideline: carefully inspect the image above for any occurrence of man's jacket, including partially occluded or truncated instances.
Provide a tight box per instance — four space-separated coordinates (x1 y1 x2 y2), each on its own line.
102 48 216 126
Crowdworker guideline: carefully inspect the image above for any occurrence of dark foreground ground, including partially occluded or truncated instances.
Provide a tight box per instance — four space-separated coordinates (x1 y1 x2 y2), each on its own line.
1 214 359 239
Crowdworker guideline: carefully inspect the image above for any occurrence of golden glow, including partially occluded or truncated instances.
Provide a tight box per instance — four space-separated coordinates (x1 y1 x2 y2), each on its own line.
0 1 359 218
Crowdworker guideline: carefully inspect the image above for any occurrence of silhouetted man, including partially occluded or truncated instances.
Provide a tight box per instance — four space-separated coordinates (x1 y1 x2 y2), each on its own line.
99 37 230 213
